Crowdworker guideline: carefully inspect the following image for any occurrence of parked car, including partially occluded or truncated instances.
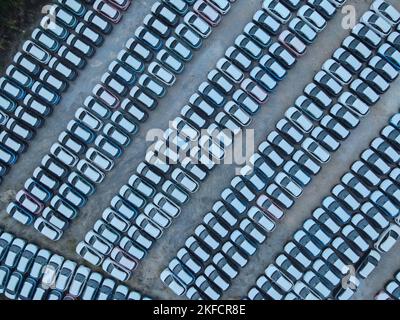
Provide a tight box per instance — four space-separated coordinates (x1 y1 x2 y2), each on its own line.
93 0 122 23
375 224 400 253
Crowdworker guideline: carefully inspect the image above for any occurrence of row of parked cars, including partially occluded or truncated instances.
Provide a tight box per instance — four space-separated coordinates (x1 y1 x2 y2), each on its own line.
75 0 351 283
69 0 240 281
0 229 150 300
158 1 400 299
0 0 129 184
246 114 400 301
5 0 234 241
375 269 400 300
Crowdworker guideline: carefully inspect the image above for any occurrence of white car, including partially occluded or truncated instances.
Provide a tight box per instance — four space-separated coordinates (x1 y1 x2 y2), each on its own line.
135 214 163 239
338 94 368 119
202 212 228 240
370 190 399 219
275 254 302 282
265 264 293 292
204 265 230 291
185 236 211 263
110 247 137 271
77 159 105 184
351 214 379 242
86 147 114 172
240 219 266 244
95 277 116 300
34 218 63 241
171 117 200 141
303 219 331 246
350 160 380 187
275 172 303 198
312 258 341 288
293 281 320 300
195 275 221 300
325 54 355 84
84 230 113 255
76 241 104 266
304 83 332 109
357 249 380 279
153 193 181 218
148 62 176 86
160 269 186 296
4 238 26 269
351 23 382 49
16 243 39 274
312 207 340 235
322 247 350 277
361 11 391 37
371 0 400 25
102 258 131 282
331 237 360 264
221 242 248 268
231 176 256 202
256 194 285 220
329 104 360 130
102 208 130 232
284 161 311 187
68 265 91 297
81 272 103 300
55 260 77 291
94 220 120 244
322 196 351 225
143 203 171 229
361 202 390 231
263 0 292 23
341 225 370 253
304 270 332 299
255 275 283 300
302 137 331 163
375 224 400 253
119 236 146 261
213 252 239 280
247 206 276 233
298 5 326 32
369 56 398 82
28 249 51 280
331 184 360 211
184 12 211 38
230 230 257 256
293 230 322 258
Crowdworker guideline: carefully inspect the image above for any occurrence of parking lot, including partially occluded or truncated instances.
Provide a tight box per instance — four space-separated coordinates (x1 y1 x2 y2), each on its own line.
0 0 400 300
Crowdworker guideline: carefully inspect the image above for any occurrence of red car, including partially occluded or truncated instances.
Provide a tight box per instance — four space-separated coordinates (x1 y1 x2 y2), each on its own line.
94 0 122 23
106 0 131 11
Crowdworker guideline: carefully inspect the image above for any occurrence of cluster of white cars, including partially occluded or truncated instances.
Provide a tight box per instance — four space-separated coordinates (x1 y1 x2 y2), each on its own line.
0 229 150 300
2 0 399 301
247 116 400 300
375 269 400 300
76 0 346 284
0 0 128 185
5 0 234 241
159 0 400 299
